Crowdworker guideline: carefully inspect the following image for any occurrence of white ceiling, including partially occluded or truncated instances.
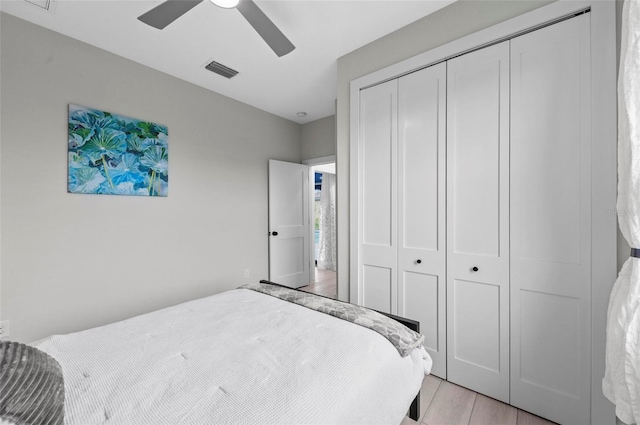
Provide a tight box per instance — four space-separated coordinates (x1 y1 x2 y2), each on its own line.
0 0 454 123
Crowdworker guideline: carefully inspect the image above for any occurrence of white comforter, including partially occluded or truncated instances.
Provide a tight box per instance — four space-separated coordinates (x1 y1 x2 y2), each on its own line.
33 289 431 425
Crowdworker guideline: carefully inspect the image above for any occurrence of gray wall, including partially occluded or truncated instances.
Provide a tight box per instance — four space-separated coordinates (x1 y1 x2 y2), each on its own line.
335 0 554 301
301 115 336 161
0 13 301 343
616 0 630 271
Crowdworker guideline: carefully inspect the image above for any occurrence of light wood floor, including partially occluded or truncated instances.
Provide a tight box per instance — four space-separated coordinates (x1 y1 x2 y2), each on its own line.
401 375 557 425
299 267 336 298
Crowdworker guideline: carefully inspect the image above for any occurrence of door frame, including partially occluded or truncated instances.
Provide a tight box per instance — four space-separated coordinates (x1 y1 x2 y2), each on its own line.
303 155 337 289
349 1 616 423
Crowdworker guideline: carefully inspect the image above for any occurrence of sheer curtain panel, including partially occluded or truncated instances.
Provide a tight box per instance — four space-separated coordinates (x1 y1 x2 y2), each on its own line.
604 1 640 423
317 172 336 271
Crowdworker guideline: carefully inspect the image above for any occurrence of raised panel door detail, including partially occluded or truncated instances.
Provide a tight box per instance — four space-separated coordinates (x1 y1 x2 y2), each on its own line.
361 84 396 248
271 168 306 227
400 271 439 350
512 37 583 265
276 238 305 278
519 289 581 398
363 265 392 313
449 61 501 258
399 68 442 252
453 279 501 373
399 267 445 378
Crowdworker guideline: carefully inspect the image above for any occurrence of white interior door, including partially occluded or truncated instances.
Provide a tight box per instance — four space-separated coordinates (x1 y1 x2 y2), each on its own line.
268 159 310 288
510 15 591 425
446 41 510 403
356 80 398 314
397 62 447 378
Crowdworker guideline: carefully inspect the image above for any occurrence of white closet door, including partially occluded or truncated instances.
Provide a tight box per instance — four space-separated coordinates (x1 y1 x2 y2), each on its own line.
357 80 398 314
397 63 447 378
510 15 591 425
446 41 510 403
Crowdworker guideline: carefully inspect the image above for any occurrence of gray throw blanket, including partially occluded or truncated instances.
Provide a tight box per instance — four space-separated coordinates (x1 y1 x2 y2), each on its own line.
0 341 64 425
242 282 424 357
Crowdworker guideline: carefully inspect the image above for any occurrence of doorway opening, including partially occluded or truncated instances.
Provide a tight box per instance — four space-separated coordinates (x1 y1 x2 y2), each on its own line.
300 158 336 299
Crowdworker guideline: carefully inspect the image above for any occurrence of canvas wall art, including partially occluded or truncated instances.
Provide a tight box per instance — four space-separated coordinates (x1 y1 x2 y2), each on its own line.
68 104 168 197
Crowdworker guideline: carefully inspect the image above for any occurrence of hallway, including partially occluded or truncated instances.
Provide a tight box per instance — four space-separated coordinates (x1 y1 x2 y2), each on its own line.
299 268 336 299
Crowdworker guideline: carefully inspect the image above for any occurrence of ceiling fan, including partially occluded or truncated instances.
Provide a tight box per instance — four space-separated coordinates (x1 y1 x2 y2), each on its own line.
137 0 295 57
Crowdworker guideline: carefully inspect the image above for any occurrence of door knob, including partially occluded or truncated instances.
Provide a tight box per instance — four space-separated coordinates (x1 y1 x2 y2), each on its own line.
472 266 479 272
271 231 278 236
416 259 422 264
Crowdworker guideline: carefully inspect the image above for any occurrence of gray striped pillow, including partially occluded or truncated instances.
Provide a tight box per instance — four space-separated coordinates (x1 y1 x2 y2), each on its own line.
0 341 64 425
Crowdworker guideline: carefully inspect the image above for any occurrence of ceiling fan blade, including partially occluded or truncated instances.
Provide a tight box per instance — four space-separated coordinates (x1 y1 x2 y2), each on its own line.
138 0 204 30
236 0 295 57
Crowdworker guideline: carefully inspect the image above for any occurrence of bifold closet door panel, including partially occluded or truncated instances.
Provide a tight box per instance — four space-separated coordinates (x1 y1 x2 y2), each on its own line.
358 80 398 314
510 14 591 425
397 63 447 378
446 41 510 403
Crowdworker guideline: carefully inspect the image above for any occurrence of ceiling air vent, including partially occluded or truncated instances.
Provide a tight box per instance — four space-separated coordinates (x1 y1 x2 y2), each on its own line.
205 61 239 79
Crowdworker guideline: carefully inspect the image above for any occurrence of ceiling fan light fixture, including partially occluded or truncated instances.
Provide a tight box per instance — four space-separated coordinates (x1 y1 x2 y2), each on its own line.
138 0 295 56
210 0 240 9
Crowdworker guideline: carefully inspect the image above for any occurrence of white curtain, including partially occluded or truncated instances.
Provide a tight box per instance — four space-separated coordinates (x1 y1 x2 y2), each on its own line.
317 172 336 271
604 1 640 424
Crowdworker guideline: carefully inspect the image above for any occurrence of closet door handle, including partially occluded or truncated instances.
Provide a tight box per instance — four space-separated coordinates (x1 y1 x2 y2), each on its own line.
416 259 422 264
271 231 278 236
472 266 479 272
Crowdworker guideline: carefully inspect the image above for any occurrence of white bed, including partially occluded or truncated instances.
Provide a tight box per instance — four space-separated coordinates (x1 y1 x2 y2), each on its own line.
32 286 431 425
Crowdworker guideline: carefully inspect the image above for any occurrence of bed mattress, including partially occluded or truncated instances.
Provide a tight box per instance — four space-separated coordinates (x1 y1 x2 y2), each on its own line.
32 288 431 425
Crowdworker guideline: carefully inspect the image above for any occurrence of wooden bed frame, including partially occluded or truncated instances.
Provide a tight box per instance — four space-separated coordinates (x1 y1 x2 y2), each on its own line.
259 280 421 421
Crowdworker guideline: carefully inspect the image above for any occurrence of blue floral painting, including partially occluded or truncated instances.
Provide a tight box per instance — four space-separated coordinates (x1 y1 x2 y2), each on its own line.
68 104 168 197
